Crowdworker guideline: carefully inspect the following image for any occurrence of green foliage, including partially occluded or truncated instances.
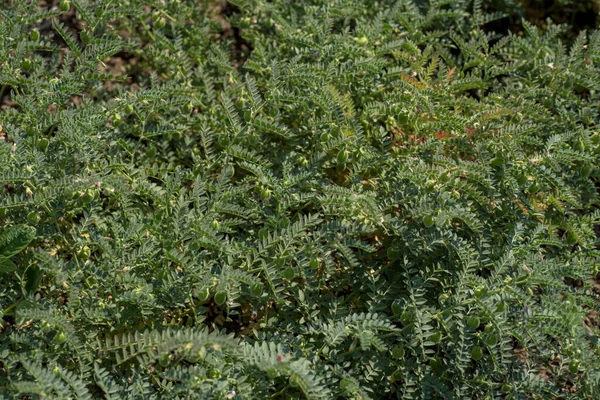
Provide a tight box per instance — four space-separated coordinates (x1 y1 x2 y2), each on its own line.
0 225 35 258
0 0 599 398
0 225 36 273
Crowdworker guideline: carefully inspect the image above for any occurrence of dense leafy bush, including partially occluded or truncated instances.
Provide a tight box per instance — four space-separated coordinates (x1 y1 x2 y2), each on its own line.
1 0 599 398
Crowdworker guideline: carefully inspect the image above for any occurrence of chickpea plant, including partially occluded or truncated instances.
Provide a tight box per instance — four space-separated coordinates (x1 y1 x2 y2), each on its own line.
0 0 599 399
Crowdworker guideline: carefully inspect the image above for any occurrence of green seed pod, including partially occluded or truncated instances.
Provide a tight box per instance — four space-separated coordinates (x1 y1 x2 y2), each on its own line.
79 245 90 259
391 301 402 315
146 145 157 159
516 174 528 185
429 332 442 344
0 208 6 217
259 187 271 200
474 286 486 298
490 154 504 167
467 316 480 329
471 345 484 360
501 384 512 393
211 220 219 230
391 345 405 359
159 354 170 367
56 331 67 343
267 368 278 377
282 267 295 280
331 125 341 138
356 36 368 45
484 333 498 346
214 291 227 305
387 247 400 259
124 104 134 114
82 189 94 204
111 113 122 127
309 258 319 269
197 287 210 301
154 18 166 29
569 359 580 373
30 30 40 42
425 179 436 192
528 181 539 194
22 58 32 72
591 132 600 145
27 211 39 224
423 214 435 228
337 149 349 164
320 132 329 143
37 138 49 152
80 30 90 44
400 310 413 325
59 0 70 12
391 369 403 381
240 17 251 28
250 283 262 296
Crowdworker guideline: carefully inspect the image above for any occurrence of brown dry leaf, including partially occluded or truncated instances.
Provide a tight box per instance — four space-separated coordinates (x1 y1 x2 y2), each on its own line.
513 199 529 215
534 201 548 213
446 66 456 82
18 319 34 330
399 73 425 89
408 134 425 143
435 130 454 140
214 314 225 326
